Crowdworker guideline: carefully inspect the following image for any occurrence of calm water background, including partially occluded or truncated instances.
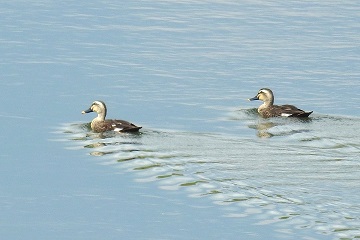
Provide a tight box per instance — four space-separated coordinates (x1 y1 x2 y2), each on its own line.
1 1 360 239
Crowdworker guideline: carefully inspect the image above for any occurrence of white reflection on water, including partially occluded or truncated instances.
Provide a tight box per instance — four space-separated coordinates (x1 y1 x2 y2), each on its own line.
54 112 360 239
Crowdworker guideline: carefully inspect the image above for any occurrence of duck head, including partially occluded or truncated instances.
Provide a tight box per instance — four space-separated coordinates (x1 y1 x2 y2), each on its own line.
82 100 107 120
248 88 274 105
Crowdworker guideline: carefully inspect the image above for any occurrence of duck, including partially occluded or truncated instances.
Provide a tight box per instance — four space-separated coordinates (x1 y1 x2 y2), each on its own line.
248 88 313 118
81 100 142 133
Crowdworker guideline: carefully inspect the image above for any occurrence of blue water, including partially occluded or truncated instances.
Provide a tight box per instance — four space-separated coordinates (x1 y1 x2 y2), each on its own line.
1 1 360 239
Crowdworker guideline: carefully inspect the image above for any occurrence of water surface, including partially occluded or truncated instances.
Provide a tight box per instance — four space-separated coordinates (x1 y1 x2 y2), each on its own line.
1 0 360 239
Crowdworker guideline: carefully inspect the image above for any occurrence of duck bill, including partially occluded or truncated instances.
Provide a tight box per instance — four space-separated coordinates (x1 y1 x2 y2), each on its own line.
81 108 93 114
248 96 259 101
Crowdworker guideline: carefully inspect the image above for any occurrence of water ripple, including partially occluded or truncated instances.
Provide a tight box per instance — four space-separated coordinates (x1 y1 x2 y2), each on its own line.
53 114 360 239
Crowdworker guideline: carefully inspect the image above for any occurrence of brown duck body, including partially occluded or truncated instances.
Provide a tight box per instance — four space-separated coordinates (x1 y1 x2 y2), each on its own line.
258 104 312 118
249 88 312 118
82 100 141 133
91 119 142 133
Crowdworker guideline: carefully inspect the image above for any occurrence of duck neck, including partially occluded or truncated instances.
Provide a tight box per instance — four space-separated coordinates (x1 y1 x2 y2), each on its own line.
91 113 105 129
259 98 273 111
93 112 106 122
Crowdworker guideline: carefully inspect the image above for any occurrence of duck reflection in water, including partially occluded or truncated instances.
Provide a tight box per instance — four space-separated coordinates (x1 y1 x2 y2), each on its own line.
248 117 312 138
248 121 277 138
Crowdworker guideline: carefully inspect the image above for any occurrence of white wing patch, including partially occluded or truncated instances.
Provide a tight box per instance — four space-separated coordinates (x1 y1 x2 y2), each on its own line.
112 123 123 132
281 113 292 117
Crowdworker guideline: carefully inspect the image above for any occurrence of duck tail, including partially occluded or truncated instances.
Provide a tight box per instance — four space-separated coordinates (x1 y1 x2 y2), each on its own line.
291 111 313 118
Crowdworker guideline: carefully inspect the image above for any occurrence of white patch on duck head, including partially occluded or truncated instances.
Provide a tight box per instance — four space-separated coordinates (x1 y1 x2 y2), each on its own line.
92 100 106 108
258 88 272 96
